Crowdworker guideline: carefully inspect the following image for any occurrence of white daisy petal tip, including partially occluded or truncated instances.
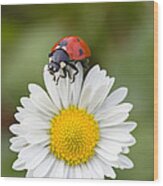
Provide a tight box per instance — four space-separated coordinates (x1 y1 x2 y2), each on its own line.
111 77 115 83
9 137 17 144
9 124 20 134
129 135 137 146
119 155 134 169
28 83 39 93
14 112 21 122
119 87 128 98
122 147 130 154
126 121 137 131
123 103 133 112
104 166 116 179
101 69 107 77
12 158 25 171
9 145 16 152
16 106 21 112
20 97 28 107
44 64 48 71
90 64 100 73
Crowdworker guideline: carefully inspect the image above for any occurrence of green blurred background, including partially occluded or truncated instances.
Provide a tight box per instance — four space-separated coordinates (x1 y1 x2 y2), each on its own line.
1 2 154 180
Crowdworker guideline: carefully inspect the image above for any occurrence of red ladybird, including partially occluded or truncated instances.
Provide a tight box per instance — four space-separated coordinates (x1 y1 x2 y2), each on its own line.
48 36 91 84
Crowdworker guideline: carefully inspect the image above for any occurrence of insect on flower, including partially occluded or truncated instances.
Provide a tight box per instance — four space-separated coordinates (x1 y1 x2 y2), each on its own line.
48 36 91 84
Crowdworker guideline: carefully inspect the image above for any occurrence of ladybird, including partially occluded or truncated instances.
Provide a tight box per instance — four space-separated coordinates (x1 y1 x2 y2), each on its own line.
48 36 91 84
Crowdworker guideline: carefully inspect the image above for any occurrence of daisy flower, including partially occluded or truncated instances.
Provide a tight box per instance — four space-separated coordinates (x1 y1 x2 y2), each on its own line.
9 63 137 179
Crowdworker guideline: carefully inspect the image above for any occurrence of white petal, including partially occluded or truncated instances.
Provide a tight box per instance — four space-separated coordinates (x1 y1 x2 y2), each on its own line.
104 87 128 107
80 164 91 179
78 65 106 109
116 103 133 112
9 124 25 135
87 80 110 114
74 165 82 179
100 121 137 133
25 147 49 169
97 138 122 155
70 63 83 105
88 77 115 114
104 165 116 179
68 166 75 179
14 107 51 123
43 65 62 109
90 156 104 179
20 97 31 108
95 103 133 120
22 119 50 130
54 160 65 178
96 153 119 168
83 65 107 90
10 137 27 152
12 158 26 171
28 83 58 115
99 112 129 127
14 112 24 122
19 145 42 161
29 95 53 118
25 131 49 144
118 155 134 169
26 170 34 177
49 160 60 178
83 65 100 87
101 132 136 146
57 76 69 108
95 147 118 161
22 116 50 125
10 136 25 144
63 164 69 178
33 154 55 177
20 97 37 112
86 161 98 179
122 147 130 154
78 85 92 109
105 77 115 96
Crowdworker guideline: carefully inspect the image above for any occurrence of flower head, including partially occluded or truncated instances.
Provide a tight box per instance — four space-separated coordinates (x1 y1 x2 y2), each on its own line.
9 63 137 179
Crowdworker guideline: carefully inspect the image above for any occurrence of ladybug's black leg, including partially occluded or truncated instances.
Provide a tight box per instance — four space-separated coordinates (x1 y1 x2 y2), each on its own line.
66 63 79 83
52 73 59 85
52 71 61 85
60 68 67 79
65 68 71 79
53 74 56 81
48 52 53 58
55 77 59 85
81 58 89 69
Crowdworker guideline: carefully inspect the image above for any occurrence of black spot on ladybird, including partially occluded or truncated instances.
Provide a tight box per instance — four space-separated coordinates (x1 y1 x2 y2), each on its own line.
79 48 83 56
59 40 68 47
77 38 80 42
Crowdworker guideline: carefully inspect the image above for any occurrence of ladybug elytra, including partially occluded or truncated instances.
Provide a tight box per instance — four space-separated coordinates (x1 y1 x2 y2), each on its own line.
48 36 91 84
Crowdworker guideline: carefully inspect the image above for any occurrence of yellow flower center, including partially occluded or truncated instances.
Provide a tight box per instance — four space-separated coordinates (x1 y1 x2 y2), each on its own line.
50 106 100 166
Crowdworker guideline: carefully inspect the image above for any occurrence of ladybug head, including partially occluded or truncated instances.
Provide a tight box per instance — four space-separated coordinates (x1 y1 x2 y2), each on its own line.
47 48 79 85
48 49 70 74
48 61 60 75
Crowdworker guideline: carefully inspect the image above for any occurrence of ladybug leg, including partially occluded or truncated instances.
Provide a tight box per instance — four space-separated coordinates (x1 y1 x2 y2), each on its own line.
81 59 89 69
60 68 67 79
55 76 60 85
54 72 60 85
60 61 67 69
66 63 79 83
65 68 71 79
